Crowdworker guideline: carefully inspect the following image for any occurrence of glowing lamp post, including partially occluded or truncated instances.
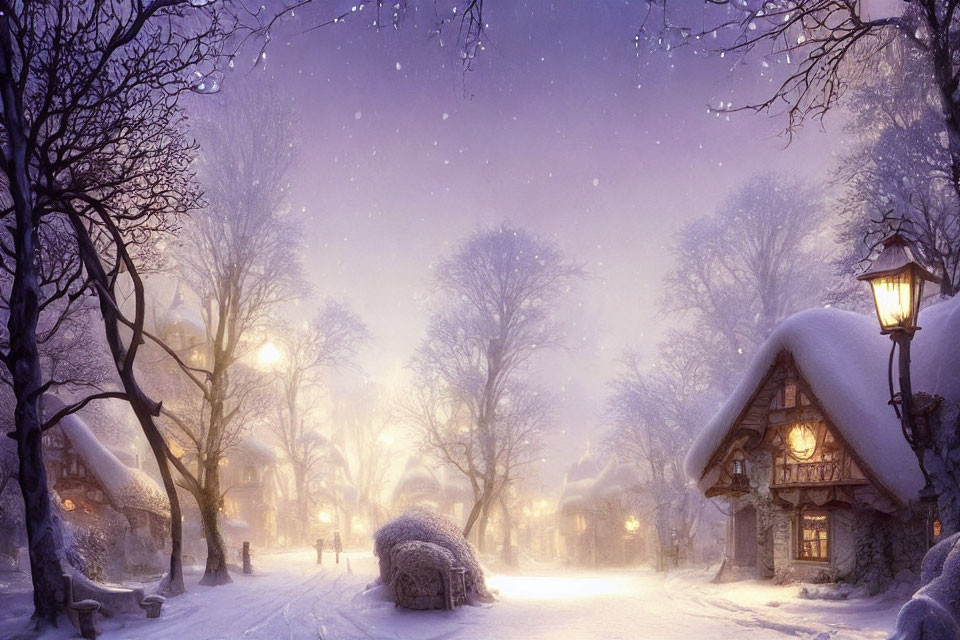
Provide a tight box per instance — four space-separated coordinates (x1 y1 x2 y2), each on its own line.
857 233 939 335
858 232 941 503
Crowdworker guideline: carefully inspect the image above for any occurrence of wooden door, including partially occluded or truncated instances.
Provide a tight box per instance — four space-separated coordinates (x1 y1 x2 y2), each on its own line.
734 505 757 567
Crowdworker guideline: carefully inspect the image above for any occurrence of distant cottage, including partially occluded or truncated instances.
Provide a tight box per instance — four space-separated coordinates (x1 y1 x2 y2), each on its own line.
685 297 960 586
558 450 649 567
392 457 473 526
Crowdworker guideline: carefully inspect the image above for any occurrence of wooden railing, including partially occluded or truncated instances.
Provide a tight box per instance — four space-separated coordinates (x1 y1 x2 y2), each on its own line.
773 459 843 485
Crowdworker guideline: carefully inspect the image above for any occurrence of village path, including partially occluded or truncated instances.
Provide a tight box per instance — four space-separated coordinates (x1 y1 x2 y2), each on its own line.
0 549 909 640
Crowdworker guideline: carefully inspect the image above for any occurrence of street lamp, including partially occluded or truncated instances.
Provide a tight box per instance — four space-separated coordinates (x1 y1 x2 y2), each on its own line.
858 232 941 503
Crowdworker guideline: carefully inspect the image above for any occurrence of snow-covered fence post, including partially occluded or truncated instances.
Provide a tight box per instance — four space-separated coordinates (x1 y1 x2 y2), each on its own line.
334 531 342 565
72 599 102 639
242 542 252 575
315 538 323 565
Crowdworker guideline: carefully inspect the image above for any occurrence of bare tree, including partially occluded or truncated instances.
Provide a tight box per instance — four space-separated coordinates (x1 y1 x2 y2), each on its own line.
605 338 715 570
269 300 368 543
492 386 552 565
236 0 488 75
329 381 396 533
406 224 579 550
0 0 226 620
662 172 830 387
148 79 304 586
832 46 960 300
638 2 960 242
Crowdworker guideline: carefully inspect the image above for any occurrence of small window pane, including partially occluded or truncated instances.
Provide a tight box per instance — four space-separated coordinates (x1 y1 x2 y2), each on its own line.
798 511 829 561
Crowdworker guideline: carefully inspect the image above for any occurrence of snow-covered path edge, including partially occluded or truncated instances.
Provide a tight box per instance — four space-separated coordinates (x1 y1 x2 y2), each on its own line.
0 550 908 640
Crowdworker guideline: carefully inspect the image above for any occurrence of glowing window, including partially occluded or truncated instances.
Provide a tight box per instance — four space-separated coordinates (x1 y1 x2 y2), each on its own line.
63 499 76 512
787 424 817 460
798 510 829 561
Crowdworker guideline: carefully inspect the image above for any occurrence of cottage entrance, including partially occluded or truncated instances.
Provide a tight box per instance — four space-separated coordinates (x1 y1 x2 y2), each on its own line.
733 505 757 567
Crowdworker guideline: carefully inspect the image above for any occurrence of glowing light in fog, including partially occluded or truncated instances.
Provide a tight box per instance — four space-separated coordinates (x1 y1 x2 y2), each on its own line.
257 341 283 368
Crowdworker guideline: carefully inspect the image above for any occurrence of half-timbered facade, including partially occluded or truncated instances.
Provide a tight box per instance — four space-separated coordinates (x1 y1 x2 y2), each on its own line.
686 301 960 586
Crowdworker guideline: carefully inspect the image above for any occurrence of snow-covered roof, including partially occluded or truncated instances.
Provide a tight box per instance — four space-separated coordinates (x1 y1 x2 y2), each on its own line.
438 467 474 501
158 283 205 338
51 404 170 517
559 455 643 512
564 448 601 484
238 437 277 465
392 458 441 502
685 296 960 506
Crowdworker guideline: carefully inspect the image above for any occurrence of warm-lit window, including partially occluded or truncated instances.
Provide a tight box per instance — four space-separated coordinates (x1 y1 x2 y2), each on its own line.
933 519 942 543
798 510 829 561
63 499 76 512
787 424 817 460
575 513 586 534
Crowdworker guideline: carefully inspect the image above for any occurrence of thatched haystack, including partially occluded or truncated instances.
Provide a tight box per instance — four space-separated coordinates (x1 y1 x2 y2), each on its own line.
374 507 493 606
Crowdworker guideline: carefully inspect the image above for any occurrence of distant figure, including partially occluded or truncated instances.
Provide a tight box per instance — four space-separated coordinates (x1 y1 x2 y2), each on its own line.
334 531 342 565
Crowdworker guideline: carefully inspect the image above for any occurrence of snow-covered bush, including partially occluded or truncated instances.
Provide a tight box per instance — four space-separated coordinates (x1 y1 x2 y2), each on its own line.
374 507 492 604
889 532 960 640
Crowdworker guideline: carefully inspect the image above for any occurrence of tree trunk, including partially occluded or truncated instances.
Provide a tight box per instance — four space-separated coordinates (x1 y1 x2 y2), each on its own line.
476 500 492 553
66 213 188 597
198 485 231 586
500 496 514 566
0 19 65 627
294 464 308 546
150 432 184 596
463 495 484 539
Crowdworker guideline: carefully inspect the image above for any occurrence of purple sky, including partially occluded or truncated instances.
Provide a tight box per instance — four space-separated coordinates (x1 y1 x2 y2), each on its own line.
255 1 842 482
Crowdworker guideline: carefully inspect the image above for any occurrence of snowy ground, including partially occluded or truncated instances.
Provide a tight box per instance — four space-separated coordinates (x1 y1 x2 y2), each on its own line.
0 549 910 640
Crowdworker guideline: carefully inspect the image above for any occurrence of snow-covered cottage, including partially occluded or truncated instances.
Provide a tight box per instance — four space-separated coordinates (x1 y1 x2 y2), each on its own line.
685 297 960 585
559 449 649 567
219 438 280 549
42 407 170 578
391 457 473 527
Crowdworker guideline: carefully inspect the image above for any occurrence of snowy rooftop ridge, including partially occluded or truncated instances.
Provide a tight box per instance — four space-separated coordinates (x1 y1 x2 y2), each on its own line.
158 282 205 337
46 397 170 517
559 455 643 512
684 296 960 505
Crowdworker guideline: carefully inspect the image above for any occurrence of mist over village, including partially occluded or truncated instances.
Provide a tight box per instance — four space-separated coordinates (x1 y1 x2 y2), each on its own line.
0 1 959 639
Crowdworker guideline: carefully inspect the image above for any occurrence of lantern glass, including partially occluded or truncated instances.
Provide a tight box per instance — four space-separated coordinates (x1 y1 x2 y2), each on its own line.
868 267 922 333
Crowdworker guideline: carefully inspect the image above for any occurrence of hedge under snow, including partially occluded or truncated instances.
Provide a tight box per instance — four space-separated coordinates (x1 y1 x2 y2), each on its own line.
373 507 493 604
